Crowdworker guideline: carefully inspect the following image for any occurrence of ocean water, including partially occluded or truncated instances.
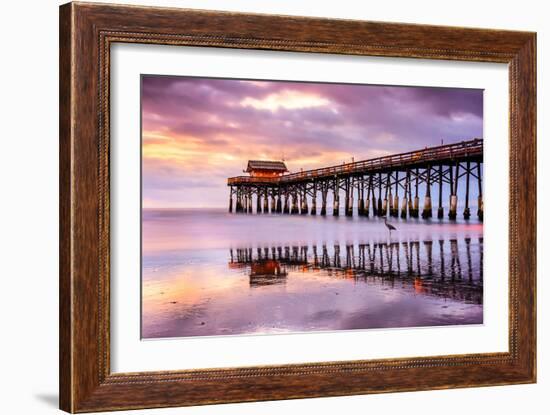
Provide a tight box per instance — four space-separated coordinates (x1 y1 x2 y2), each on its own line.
142 208 483 339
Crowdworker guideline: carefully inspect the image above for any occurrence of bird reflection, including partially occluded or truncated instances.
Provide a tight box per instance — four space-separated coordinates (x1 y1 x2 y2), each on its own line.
229 237 483 303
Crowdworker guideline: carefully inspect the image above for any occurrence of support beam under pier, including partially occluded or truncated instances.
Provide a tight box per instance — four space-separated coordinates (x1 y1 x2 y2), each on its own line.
477 162 483 220
422 166 432 219
437 164 444 219
333 177 340 216
463 161 471 220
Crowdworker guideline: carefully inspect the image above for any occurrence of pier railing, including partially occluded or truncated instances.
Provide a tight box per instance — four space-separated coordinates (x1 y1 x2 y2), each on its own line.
228 139 482 185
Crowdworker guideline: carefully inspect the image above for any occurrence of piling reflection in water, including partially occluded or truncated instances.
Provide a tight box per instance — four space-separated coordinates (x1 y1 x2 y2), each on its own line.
229 238 482 304
141 209 483 339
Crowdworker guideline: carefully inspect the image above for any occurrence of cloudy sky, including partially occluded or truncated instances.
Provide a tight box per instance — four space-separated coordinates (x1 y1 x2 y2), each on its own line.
141 76 482 208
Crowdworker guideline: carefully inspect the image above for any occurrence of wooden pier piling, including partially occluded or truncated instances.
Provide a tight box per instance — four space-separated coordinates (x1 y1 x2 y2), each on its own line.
477 162 483 220
291 192 299 214
333 178 340 216
391 172 399 217
369 175 375 217
437 164 444 219
463 161 471 219
271 194 276 214
448 161 457 220
301 188 308 214
377 173 383 216
320 184 327 216
310 185 317 215
358 179 365 216
412 168 420 218
422 166 432 218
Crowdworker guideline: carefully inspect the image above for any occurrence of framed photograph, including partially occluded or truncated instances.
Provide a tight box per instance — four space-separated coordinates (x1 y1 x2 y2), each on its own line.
59 2 536 412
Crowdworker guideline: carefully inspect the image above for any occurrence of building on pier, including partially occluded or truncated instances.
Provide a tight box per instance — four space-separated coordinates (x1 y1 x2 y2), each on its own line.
246 160 288 178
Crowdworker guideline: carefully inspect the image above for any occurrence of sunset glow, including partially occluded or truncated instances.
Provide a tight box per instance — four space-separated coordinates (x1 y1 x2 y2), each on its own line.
240 90 330 111
141 76 483 208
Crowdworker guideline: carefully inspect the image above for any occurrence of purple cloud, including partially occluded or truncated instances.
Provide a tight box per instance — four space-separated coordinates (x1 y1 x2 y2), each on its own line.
141 75 483 208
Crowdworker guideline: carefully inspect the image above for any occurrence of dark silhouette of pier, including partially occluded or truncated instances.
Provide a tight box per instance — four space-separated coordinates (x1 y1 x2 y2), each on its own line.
228 139 483 220
229 238 483 304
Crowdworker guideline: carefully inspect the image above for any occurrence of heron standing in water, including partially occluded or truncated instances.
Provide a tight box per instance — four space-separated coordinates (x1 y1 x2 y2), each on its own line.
384 218 396 237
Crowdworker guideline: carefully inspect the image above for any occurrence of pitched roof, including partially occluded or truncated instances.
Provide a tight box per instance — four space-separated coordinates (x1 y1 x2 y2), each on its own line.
246 160 288 172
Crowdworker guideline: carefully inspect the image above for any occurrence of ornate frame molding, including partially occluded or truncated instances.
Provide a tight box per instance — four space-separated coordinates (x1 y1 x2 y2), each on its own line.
60 2 536 412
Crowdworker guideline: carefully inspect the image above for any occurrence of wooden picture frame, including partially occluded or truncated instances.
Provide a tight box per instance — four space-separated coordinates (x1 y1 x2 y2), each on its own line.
59 2 536 412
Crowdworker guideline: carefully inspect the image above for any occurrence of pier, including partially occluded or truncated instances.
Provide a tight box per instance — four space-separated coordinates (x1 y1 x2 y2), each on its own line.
227 139 483 220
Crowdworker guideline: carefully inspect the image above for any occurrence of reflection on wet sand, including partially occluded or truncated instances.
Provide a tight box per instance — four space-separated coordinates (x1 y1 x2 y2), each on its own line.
142 209 484 338
230 238 483 304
